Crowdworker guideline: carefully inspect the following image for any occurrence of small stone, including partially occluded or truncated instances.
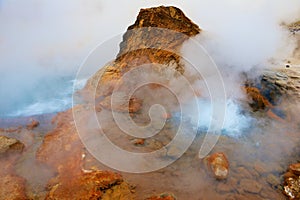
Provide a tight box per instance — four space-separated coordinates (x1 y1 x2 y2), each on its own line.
239 179 262 194
0 136 24 155
26 119 39 130
205 152 229 180
146 193 176 200
132 138 145 146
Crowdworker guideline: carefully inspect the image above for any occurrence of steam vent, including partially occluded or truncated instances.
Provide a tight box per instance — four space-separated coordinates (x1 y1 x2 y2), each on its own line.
1 5 300 200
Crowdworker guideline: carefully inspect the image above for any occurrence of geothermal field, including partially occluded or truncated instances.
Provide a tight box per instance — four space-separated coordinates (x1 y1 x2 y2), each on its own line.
0 1 300 200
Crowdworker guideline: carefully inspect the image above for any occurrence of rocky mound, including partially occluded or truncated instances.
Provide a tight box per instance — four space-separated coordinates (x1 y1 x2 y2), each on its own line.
84 6 201 99
35 6 201 200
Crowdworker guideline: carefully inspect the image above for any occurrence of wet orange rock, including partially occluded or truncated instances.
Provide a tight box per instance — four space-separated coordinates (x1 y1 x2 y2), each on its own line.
146 193 176 200
289 163 300 175
84 6 201 100
244 86 273 111
36 105 135 199
205 152 229 180
0 174 27 200
46 170 133 200
26 119 40 130
0 141 27 199
37 6 201 200
132 138 145 145
283 162 300 199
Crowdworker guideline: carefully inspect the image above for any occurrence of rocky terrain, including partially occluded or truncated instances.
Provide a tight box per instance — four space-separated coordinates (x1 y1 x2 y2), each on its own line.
0 5 300 200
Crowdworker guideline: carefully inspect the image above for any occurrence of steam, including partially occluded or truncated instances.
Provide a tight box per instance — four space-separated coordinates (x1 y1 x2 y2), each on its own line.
0 0 299 117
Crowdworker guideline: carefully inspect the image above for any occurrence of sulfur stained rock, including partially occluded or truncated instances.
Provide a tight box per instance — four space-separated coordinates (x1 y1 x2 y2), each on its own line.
84 6 201 99
205 152 229 180
36 106 135 200
146 193 177 200
38 6 201 200
283 162 300 199
101 181 135 200
0 136 24 156
0 153 27 200
0 174 27 200
132 138 145 146
244 86 273 111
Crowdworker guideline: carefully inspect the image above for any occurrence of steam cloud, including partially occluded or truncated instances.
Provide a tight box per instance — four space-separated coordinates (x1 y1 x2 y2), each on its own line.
0 0 299 117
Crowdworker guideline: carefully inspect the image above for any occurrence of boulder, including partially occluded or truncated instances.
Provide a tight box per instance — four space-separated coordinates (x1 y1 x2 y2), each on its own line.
0 136 24 156
205 152 229 180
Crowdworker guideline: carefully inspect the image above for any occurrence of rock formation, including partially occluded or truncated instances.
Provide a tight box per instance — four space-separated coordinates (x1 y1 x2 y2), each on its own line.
84 6 201 102
204 152 229 180
35 6 201 199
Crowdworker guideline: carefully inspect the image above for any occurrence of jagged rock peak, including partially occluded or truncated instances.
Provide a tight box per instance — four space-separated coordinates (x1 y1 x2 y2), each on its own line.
128 6 201 36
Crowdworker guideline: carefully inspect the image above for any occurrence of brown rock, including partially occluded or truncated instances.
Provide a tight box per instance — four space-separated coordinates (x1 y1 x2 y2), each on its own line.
283 162 300 199
205 152 229 180
0 136 24 156
132 138 145 146
239 179 262 194
289 163 300 175
84 6 201 99
101 182 135 200
244 86 272 111
284 176 300 200
2 126 22 133
0 174 27 200
46 170 131 200
98 95 143 113
146 193 176 200
26 119 40 130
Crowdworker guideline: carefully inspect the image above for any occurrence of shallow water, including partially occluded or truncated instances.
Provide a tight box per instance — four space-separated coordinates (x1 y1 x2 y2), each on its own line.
82 107 299 200
0 76 86 118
